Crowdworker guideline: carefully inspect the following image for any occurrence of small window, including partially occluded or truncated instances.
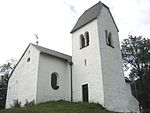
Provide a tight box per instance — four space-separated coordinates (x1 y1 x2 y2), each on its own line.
80 34 85 49
84 59 87 66
51 72 59 90
84 32 89 46
28 50 30 54
105 30 114 48
27 57 30 62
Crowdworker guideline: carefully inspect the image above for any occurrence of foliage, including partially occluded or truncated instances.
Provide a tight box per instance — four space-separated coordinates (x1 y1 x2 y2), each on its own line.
131 71 150 109
24 99 35 107
10 99 21 108
0 74 9 109
0 58 17 109
121 35 150 110
0 101 115 113
121 35 150 80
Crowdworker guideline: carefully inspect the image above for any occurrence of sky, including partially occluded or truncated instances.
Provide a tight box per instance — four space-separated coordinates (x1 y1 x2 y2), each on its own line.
0 0 150 65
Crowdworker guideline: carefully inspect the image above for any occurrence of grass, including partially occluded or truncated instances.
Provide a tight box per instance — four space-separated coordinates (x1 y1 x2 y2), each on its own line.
0 101 116 113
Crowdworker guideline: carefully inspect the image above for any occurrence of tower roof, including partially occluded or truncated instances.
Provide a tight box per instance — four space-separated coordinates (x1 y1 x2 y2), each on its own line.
70 1 119 33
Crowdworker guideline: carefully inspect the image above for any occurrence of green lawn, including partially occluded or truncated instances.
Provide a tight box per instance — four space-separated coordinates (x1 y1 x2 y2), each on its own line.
0 101 116 113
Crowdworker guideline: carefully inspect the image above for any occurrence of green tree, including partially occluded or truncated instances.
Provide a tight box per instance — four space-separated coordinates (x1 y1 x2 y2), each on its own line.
121 35 150 110
0 58 16 109
121 35 150 80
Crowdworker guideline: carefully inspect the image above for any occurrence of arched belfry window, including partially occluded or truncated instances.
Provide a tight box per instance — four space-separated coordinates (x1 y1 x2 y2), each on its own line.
84 31 89 46
80 31 90 49
105 30 114 48
51 72 59 90
80 34 85 49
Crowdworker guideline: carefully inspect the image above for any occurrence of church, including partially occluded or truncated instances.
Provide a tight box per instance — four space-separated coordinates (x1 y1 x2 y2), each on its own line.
6 1 140 113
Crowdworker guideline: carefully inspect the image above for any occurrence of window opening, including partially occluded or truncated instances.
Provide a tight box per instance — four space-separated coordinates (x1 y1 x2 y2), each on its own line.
28 50 30 54
80 34 85 49
51 72 59 90
85 32 89 46
105 30 114 48
84 59 87 66
27 57 30 62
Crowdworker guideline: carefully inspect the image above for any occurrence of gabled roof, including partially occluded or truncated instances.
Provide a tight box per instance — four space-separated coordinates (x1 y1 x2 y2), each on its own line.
70 1 119 33
31 43 71 61
10 43 71 78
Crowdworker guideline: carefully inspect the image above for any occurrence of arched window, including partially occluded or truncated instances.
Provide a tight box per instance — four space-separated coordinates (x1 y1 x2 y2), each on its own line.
105 30 114 48
51 72 59 90
80 34 85 49
84 32 89 46
108 32 112 46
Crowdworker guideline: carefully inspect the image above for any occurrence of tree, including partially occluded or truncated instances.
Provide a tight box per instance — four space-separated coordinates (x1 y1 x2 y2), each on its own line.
0 58 16 109
121 35 150 80
121 35 150 110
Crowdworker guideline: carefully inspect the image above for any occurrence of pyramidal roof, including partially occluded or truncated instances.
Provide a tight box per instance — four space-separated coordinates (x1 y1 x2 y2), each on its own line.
70 1 118 33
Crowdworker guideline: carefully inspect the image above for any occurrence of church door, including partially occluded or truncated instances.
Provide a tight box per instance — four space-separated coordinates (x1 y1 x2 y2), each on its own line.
82 84 89 102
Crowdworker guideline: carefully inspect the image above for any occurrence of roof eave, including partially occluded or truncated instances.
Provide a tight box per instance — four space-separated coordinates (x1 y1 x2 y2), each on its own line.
31 44 72 62
9 43 32 78
40 52 72 62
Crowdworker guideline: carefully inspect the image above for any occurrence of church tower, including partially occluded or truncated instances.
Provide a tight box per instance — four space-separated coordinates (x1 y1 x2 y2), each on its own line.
71 1 139 113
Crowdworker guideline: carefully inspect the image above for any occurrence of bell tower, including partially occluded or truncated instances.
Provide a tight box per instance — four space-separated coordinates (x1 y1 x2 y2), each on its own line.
71 1 139 113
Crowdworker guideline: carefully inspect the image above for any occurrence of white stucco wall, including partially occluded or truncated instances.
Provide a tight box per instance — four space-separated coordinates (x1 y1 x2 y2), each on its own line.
97 6 139 112
6 45 40 108
36 53 71 103
125 83 140 113
72 19 104 105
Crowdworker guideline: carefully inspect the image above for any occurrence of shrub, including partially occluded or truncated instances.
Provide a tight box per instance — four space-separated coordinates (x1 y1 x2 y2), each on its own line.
11 99 21 108
24 99 35 107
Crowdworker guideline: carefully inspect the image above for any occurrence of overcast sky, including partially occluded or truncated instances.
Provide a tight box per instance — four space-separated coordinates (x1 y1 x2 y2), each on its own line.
0 0 150 65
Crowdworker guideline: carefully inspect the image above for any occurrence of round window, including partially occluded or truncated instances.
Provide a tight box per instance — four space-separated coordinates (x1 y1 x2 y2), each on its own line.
27 57 30 62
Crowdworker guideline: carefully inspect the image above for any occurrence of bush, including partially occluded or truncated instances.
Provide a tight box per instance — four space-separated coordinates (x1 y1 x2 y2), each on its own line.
24 99 35 107
11 99 21 108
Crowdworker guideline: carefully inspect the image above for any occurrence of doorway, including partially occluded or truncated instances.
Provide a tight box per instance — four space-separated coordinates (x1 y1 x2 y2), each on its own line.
82 84 89 102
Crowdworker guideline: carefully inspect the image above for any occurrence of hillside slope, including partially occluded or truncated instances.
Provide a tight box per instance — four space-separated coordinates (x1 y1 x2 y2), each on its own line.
0 101 116 113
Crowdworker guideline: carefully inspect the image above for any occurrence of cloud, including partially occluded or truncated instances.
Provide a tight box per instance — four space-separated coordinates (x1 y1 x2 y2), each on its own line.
105 0 150 40
63 0 150 40
63 1 77 13
0 0 150 65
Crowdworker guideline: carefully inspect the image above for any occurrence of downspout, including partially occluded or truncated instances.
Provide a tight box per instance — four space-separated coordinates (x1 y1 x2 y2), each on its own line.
69 61 73 102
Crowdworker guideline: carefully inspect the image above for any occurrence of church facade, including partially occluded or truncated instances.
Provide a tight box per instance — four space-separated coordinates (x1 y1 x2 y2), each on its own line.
6 1 139 113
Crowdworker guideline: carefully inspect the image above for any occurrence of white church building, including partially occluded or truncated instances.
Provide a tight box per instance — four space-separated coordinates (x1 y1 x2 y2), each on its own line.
6 1 140 113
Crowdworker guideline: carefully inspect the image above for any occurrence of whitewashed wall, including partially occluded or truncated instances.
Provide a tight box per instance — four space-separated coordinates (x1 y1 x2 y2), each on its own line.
36 53 71 103
6 45 40 108
72 19 104 105
97 6 139 112
125 83 140 113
